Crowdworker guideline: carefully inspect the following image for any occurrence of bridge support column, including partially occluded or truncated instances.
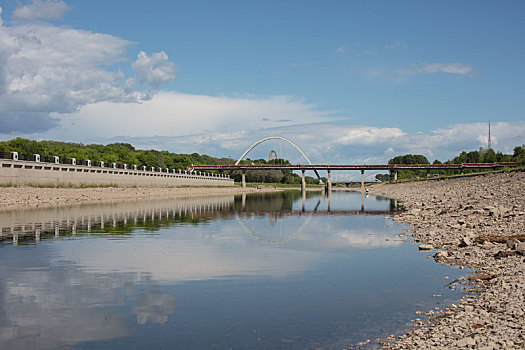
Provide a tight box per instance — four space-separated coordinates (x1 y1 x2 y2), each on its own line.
394 171 398 183
361 169 365 192
327 170 332 192
241 169 246 188
327 187 331 212
301 169 306 193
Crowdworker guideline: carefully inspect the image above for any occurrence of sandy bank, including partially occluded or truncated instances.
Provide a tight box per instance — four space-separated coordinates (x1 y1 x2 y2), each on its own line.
0 185 286 211
364 171 525 349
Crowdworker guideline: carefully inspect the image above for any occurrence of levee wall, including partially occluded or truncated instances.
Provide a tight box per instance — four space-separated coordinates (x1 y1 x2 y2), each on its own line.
0 159 234 188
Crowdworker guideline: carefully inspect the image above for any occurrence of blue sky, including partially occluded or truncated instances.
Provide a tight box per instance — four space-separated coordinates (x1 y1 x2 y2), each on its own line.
0 0 524 167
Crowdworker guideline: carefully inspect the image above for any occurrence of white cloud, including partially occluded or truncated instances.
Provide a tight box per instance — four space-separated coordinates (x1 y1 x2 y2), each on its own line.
396 62 473 76
384 40 407 51
38 92 335 141
384 147 394 156
0 9 175 133
336 41 406 57
148 121 524 167
131 51 176 88
13 0 70 21
336 127 406 145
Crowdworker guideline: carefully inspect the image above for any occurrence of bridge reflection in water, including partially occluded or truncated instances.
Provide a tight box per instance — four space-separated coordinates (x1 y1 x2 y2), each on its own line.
1 189 468 350
0 191 398 247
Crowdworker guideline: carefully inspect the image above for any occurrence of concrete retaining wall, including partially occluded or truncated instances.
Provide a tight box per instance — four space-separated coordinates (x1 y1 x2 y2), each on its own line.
0 159 234 187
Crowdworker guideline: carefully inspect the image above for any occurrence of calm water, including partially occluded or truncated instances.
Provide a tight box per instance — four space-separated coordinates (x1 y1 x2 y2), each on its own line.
0 191 465 350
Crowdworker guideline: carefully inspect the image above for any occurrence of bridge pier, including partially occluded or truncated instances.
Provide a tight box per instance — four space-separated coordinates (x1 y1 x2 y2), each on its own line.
327 188 331 212
301 169 306 193
326 170 332 192
361 169 365 192
394 171 398 183
241 169 246 188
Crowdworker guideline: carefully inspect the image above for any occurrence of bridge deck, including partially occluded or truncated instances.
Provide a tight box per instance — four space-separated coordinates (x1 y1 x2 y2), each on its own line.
192 162 517 171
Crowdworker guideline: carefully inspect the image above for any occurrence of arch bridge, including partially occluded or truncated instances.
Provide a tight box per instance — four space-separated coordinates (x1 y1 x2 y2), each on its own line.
191 136 518 191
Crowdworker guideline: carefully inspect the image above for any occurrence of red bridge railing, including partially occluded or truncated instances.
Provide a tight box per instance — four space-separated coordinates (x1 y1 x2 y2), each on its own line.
191 162 517 171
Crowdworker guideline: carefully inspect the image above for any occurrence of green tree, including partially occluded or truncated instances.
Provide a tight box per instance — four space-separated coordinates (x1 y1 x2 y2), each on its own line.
481 148 496 163
513 145 525 165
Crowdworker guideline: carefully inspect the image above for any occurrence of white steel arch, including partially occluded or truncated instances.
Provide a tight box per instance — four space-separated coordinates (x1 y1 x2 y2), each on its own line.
235 136 314 165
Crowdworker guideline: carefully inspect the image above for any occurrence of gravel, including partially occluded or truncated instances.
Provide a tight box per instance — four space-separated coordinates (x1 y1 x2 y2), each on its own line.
0 186 280 211
366 170 525 349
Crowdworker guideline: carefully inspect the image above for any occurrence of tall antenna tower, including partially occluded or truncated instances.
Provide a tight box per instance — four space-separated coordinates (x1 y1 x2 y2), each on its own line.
488 120 491 150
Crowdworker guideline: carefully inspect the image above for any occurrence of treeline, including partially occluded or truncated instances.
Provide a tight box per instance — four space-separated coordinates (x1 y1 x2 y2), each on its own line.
0 138 321 185
0 138 234 170
376 145 525 181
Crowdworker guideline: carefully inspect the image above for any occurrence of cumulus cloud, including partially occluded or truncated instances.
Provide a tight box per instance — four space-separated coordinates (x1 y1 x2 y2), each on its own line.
336 127 406 145
13 0 70 21
0 8 176 133
132 121 524 168
36 92 335 141
131 51 176 88
396 62 473 76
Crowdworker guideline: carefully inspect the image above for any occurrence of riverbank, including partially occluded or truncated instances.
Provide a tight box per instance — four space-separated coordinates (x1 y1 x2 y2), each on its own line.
0 185 285 211
366 171 525 349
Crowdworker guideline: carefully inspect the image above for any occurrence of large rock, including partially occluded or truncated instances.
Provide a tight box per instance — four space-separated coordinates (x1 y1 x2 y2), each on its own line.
459 237 472 247
457 337 476 347
516 242 525 255
506 239 519 249
419 244 434 251
434 251 449 262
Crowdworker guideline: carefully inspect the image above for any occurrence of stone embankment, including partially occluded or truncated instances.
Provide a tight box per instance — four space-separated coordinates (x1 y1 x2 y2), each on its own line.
0 186 279 211
369 171 525 349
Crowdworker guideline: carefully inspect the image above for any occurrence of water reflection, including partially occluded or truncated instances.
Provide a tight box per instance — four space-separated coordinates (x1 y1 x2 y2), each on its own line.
0 253 130 348
0 195 234 244
132 288 175 325
0 191 396 246
0 191 464 350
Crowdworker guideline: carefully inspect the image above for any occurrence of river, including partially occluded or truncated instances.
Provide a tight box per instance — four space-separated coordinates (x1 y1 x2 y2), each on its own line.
0 190 466 349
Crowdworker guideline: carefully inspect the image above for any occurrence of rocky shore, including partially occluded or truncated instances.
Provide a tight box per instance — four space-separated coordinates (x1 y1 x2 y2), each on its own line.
367 170 525 349
0 185 281 211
